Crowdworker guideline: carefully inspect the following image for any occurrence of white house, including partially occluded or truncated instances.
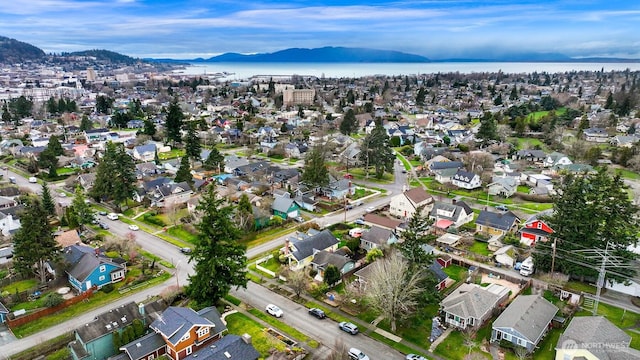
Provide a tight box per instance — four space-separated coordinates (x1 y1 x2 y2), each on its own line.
132 143 157 162
543 152 572 167
451 170 482 190
389 187 434 220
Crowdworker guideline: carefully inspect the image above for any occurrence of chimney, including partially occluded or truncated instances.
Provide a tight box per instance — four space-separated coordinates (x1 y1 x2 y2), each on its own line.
242 333 252 344
138 303 145 317
452 198 457 204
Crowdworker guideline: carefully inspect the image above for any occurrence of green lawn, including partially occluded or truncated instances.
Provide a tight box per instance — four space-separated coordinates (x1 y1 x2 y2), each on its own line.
615 168 640 180
533 328 563 360
575 301 640 329
158 149 185 160
247 308 310 343
1 279 38 295
443 264 468 282
435 329 491 359
564 281 596 295
516 185 530 193
469 241 491 256
224 312 286 356
166 225 198 243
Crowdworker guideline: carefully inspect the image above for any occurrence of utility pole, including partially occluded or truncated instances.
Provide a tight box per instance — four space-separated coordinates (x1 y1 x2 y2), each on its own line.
550 238 557 275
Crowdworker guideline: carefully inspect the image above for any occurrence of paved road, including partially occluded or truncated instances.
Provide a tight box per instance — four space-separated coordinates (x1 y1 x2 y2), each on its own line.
232 282 405 360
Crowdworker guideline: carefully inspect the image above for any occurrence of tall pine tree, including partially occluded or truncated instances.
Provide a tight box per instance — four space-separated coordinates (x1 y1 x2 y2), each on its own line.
41 182 56 217
165 100 184 145
300 146 329 188
174 155 193 186
90 142 136 212
184 123 202 163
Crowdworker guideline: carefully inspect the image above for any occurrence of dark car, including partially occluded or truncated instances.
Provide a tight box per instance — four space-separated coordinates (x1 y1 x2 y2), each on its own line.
98 211 108 216
98 222 109 230
180 247 192 254
308 308 326 319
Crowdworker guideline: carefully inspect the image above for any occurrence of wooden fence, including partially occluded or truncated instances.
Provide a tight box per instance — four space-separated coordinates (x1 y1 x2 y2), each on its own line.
7 288 94 329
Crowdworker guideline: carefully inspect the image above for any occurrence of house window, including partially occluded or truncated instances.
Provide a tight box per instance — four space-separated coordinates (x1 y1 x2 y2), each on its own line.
537 222 542 229
181 332 190 342
503 333 511 341
148 355 154 360
99 265 106 272
99 275 105 281
186 346 192 355
197 327 209 337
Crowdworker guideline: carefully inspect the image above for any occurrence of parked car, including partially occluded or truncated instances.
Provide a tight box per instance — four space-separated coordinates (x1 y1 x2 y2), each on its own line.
8 176 16 184
28 177 37 183
354 201 364 207
354 218 366 226
98 222 109 230
406 355 427 360
107 213 119 220
294 216 305 223
180 247 192 254
98 211 107 216
496 205 508 212
266 304 283 318
365 206 376 213
348 348 369 360
308 308 326 319
339 322 359 334
343 173 354 179
128 224 139 231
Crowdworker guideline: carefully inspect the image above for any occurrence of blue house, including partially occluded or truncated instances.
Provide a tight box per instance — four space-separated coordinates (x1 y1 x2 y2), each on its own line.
64 245 126 292
0 301 8 323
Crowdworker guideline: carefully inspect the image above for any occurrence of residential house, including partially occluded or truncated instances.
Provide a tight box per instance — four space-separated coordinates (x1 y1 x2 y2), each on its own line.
434 167 460 184
321 177 355 200
68 302 148 360
430 262 450 291
610 135 640 148
491 295 558 353
429 200 474 229
519 219 554 247
543 152 572 168
0 301 8 323
451 170 482 190
512 149 546 163
77 173 97 190
223 155 249 174
126 119 144 129
488 177 517 198
439 283 510 330
555 316 640 360
180 334 258 360
135 162 159 179
271 196 300 220
84 128 110 143
310 249 355 279
283 142 307 158
359 226 398 251
284 229 340 270
148 306 228 360
151 182 193 208
583 127 610 143
427 160 464 174
0 213 20 236
119 332 167 360
475 210 520 237
132 143 157 162
64 244 126 292
493 245 516 268
362 213 404 231
389 187 434 220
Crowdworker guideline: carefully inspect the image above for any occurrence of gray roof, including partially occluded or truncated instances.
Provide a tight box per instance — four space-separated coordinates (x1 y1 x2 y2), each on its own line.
452 170 478 184
441 283 508 320
67 252 124 283
75 302 144 343
493 295 558 343
311 250 353 271
429 262 449 282
150 306 218 346
556 316 638 360
476 210 519 231
430 201 473 222
197 306 228 335
272 196 296 213
134 143 156 155
290 229 339 261
120 332 166 359
182 334 259 360
360 226 394 246
430 161 463 170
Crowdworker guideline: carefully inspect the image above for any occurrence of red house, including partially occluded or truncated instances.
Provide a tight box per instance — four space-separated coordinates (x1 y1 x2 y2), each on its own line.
519 219 554 247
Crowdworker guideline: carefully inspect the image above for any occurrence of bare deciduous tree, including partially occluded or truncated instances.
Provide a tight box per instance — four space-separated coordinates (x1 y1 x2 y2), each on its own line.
325 338 349 360
286 269 307 298
364 251 425 333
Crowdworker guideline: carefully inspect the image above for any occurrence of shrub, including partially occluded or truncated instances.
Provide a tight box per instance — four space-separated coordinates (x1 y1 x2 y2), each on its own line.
308 268 318 278
309 282 328 298
101 284 115 293
43 293 64 307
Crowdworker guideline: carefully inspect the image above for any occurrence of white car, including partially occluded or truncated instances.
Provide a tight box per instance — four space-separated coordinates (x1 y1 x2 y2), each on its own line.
28 177 37 183
365 206 376 213
266 304 283 318
106 213 119 220
348 348 369 360
128 224 139 231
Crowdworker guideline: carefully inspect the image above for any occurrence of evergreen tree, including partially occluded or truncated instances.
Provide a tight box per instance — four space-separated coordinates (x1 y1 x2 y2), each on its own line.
70 186 94 229
324 264 341 287
90 142 136 212
12 199 60 284
79 115 93 131
416 87 426 105
534 169 639 282
143 119 156 136
165 100 184 145
339 109 358 135
397 205 434 271
174 155 193 186
359 120 395 179
38 148 57 173
41 182 56 217
47 135 64 156
300 146 329 188
203 147 224 172
476 111 498 145
46 97 58 114
186 184 247 306
184 124 201 163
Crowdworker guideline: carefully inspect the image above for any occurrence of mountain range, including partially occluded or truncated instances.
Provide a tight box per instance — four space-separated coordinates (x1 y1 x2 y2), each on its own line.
1 35 639 64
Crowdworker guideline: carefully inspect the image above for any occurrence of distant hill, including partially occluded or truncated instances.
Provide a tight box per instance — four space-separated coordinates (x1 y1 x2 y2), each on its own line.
63 49 138 64
0 36 46 63
196 47 431 63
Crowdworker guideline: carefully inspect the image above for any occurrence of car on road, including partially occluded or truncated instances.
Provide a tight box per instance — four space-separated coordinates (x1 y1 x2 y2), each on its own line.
98 211 107 216
354 201 363 207
496 205 509 212
180 247 192 254
294 216 305 223
8 176 16 184
308 308 326 319
98 222 109 230
365 206 376 213
406 354 427 360
402 169 407 173
348 348 369 360
107 213 119 220
339 321 359 334
266 304 283 318
28 177 37 183
354 218 366 226
128 224 139 231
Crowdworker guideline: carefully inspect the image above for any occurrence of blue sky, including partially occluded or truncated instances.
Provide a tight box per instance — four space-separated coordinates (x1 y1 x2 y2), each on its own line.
1 0 639 59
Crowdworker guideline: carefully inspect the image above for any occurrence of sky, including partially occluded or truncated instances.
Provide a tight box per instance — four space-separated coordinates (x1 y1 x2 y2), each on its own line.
0 0 639 60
